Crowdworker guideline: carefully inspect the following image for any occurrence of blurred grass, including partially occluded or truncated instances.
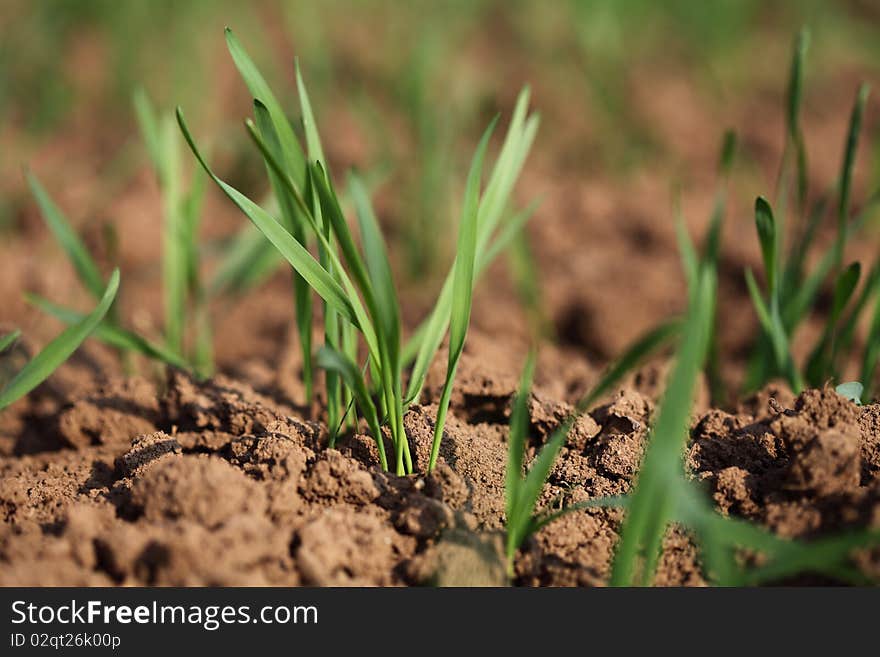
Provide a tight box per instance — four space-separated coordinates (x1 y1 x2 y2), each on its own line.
2 0 878 273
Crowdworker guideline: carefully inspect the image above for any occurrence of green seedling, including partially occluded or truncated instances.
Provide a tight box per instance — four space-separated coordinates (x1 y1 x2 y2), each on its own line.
504 351 629 578
0 330 21 354
745 197 804 392
0 270 119 410
178 29 538 474
606 257 880 585
835 381 863 404
134 89 212 375
27 91 213 378
744 29 877 396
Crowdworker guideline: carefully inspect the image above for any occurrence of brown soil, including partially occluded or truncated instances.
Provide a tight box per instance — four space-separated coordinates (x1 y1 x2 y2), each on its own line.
2 9 880 587
2 334 879 585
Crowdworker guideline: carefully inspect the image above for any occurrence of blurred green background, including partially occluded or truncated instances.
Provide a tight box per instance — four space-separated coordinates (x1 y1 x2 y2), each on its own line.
2 0 878 273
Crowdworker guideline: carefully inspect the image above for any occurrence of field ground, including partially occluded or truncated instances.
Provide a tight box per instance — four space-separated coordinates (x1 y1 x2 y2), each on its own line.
1 1 880 585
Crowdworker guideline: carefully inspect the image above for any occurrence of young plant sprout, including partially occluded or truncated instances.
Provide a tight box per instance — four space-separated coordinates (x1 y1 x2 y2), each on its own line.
26 91 224 379
0 269 119 410
743 28 879 397
504 207 880 584
177 29 539 475
133 89 212 376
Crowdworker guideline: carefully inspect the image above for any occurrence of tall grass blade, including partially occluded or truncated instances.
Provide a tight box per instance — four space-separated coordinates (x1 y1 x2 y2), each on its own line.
0 330 21 353
25 294 191 370
582 320 682 410
178 109 359 329
834 83 870 270
27 172 105 300
0 269 119 410
428 118 496 472
611 266 715 586
316 346 387 470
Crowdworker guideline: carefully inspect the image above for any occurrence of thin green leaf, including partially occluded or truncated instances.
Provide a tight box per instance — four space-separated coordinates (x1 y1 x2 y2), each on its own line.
0 269 119 410
26 294 191 370
225 28 306 182
506 350 536 564
295 59 326 165
428 117 496 472
754 196 778 295
316 346 387 471
405 89 538 406
834 83 870 270
177 108 358 329
252 98 315 401
27 172 105 300
0 330 21 353
581 319 682 410
611 266 715 586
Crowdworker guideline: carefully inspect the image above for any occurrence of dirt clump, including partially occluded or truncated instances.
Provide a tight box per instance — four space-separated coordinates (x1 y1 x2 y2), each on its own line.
0 361 879 586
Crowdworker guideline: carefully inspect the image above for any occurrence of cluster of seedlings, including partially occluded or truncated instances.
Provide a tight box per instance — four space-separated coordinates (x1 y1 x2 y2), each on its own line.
3 27 880 585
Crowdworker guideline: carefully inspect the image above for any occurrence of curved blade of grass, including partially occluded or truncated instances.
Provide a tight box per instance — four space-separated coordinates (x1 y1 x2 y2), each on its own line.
755 196 778 295
348 173 400 353
580 319 682 410
405 90 538 407
178 109 359 330
27 172 105 300
508 414 572 558
0 329 21 353
428 118 496 472
805 261 860 386
225 28 306 183
861 295 880 400
0 269 119 409
252 99 315 402
244 116 382 370
505 350 536 569
744 269 775 337
836 261 879 359
834 83 870 270
295 59 326 165
348 172 410 472
316 346 387 471
610 266 715 586
25 293 191 370
400 198 541 374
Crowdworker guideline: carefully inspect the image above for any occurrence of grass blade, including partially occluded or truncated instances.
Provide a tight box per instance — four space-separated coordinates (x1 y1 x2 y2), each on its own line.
252 98 316 402
25 294 191 370
755 196 778 295
0 269 119 409
505 350 536 572
834 83 870 269
611 266 715 586
26 172 105 300
580 319 682 410
178 108 360 330
316 346 387 471
428 118 496 472
0 330 21 353
295 60 326 165
225 28 306 183
405 89 538 407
